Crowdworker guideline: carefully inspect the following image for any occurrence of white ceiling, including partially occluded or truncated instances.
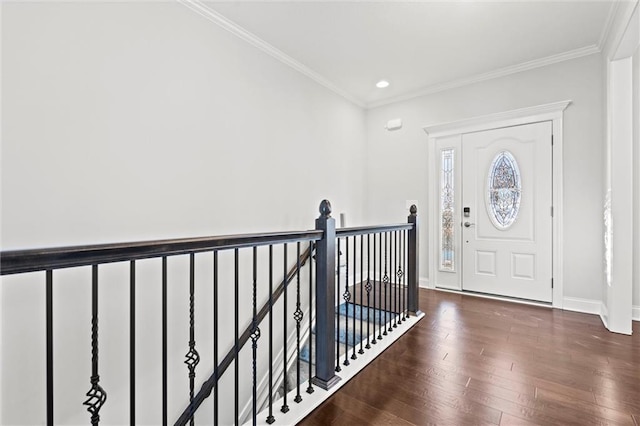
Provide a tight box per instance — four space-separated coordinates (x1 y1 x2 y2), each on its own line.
199 1 617 108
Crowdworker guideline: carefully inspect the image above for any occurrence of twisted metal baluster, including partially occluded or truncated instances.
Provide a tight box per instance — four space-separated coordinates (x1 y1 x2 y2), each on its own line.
383 233 390 336
395 231 400 323
388 232 392 332
343 237 350 367
388 231 396 331
389 232 394 332
294 242 303 404
397 231 401 323
397 231 402 324
84 265 107 426
400 231 407 322
185 254 200 426
306 241 314 395
251 247 261 426
335 238 341 373
377 233 383 341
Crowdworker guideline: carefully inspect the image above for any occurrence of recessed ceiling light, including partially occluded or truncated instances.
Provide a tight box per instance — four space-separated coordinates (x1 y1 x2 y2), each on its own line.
376 80 390 89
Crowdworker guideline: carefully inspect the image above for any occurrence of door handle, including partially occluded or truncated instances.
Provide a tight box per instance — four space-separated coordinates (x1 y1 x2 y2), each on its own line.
464 222 475 228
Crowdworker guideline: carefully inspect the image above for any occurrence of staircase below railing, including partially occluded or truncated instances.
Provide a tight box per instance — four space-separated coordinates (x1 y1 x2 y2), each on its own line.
0 200 422 425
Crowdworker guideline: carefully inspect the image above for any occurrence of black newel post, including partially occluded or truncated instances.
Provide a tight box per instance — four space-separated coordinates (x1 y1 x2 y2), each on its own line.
407 205 423 317
312 200 341 390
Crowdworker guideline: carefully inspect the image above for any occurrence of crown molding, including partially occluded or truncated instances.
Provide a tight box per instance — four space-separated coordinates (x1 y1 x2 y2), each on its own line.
609 1 639 59
602 1 639 59
598 2 620 51
179 0 621 112
368 46 598 109
423 100 571 138
178 0 366 108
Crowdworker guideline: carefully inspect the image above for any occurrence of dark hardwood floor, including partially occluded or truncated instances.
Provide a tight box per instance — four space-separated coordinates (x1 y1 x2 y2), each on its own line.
299 289 640 425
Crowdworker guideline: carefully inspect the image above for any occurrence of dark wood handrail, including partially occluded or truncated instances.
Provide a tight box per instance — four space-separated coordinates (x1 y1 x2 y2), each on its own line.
174 244 314 426
336 223 413 238
0 230 323 275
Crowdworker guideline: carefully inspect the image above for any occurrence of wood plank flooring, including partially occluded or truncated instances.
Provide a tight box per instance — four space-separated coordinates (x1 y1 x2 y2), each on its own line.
299 289 640 425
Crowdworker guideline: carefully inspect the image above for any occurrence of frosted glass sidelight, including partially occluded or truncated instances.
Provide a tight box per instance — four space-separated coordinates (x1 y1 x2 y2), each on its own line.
440 149 455 271
487 151 521 229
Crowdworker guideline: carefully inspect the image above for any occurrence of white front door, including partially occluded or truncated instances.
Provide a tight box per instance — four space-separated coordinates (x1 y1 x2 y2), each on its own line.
461 122 553 302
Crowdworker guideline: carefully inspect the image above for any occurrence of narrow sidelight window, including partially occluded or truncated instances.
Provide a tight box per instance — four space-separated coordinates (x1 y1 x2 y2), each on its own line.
440 149 455 271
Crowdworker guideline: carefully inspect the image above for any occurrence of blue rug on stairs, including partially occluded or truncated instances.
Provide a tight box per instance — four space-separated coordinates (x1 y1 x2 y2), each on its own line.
337 302 392 323
299 303 392 363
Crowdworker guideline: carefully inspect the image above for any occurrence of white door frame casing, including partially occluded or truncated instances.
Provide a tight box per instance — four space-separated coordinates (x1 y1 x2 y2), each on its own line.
602 2 638 334
423 100 571 308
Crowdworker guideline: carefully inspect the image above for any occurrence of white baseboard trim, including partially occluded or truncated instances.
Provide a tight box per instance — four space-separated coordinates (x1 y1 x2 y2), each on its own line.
632 305 640 322
419 277 429 288
436 288 551 308
435 284 462 291
562 296 602 316
600 302 610 330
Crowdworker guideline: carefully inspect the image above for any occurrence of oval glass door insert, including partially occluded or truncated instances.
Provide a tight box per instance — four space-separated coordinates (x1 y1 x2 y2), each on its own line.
487 151 521 229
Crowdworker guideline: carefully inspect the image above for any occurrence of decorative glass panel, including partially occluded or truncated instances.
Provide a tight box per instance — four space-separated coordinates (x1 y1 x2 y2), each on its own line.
487 151 521 229
440 149 455 271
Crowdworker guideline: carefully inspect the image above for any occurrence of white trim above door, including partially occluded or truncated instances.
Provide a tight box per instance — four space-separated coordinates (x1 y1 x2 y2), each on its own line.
423 100 571 308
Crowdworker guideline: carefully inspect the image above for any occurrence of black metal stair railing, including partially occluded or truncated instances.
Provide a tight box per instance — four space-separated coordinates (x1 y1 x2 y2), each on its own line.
1 229 321 426
0 200 421 425
272 203 423 421
329 225 413 373
173 241 316 426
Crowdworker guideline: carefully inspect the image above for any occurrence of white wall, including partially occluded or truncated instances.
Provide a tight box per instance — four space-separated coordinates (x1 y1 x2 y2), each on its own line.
1 2 366 424
364 53 604 303
1 3 366 249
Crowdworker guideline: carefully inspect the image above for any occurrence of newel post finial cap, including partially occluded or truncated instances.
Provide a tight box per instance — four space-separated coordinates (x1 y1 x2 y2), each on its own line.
410 204 418 215
319 200 332 218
